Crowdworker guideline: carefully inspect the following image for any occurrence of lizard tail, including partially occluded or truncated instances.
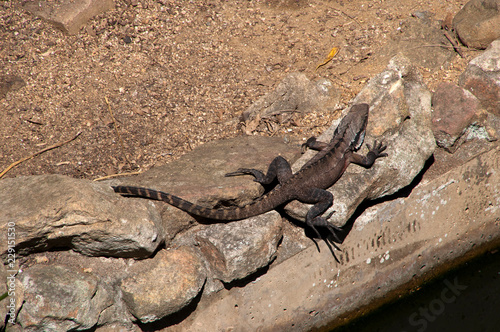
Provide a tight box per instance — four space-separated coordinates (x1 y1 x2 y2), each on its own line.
112 185 278 221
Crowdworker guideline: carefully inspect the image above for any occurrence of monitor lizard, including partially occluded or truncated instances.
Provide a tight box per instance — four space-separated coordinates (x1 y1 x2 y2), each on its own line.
112 103 387 242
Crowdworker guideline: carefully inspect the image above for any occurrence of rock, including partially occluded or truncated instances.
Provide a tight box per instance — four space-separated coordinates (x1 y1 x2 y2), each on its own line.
16 264 113 331
459 39 500 116
0 174 163 259
180 211 283 283
120 247 206 324
241 72 339 133
110 136 301 243
22 0 114 35
379 14 456 70
431 82 484 152
0 135 298 328
285 54 436 226
453 0 500 49
12 250 146 328
0 75 25 100
482 111 500 140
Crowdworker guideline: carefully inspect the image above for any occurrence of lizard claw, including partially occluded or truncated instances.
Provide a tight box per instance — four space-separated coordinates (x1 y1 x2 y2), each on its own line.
367 140 388 159
326 224 343 244
308 216 342 248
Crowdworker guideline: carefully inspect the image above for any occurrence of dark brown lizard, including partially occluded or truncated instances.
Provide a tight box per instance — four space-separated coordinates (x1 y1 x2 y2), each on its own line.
112 103 387 242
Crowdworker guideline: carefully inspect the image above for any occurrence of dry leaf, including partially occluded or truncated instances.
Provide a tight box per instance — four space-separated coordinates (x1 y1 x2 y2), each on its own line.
315 47 339 72
244 113 261 135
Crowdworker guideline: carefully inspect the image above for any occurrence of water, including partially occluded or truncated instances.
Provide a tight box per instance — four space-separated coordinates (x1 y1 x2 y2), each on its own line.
333 249 500 332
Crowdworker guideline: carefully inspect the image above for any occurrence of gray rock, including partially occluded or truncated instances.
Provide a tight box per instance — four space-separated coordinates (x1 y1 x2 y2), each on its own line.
453 0 500 49
431 82 484 152
0 174 163 259
120 247 206 324
285 54 436 226
459 39 500 116
22 0 114 35
16 264 113 331
182 211 283 283
12 251 148 328
241 72 339 133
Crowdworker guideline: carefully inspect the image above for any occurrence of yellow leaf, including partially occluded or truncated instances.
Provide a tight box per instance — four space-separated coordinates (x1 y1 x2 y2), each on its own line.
315 47 339 72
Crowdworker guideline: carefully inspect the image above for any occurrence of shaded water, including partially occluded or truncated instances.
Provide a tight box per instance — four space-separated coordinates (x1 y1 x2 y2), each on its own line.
334 250 500 332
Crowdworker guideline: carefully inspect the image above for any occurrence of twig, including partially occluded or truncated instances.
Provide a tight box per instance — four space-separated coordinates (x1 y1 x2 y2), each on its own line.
329 6 362 27
93 171 142 182
105 96 132 167
403 44 472 53
261 109 301 119
443 31 465 58
0 131 82 179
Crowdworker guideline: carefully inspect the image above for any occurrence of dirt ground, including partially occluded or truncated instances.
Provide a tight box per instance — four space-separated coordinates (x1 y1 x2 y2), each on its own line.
1 0 469 180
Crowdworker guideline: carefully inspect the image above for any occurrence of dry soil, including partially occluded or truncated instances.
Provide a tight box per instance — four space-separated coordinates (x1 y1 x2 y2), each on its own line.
1 0 470 180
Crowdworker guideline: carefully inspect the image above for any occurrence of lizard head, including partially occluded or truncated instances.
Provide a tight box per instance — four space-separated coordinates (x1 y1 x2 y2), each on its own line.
336 103 369 150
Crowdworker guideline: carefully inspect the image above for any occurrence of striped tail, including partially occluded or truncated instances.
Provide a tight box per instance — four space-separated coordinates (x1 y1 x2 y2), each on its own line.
112 185 280 221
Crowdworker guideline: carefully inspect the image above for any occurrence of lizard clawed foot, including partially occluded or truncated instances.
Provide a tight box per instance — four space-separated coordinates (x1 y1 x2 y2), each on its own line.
308 216 343 248
325 224 343 247
366 140 388 159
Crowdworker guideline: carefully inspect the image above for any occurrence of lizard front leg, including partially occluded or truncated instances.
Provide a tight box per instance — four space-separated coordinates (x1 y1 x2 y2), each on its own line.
225 156 293 186
351 140 387 167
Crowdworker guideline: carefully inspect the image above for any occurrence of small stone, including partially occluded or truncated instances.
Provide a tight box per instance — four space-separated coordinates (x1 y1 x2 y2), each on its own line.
190 211 283 283
0 75 25 100
453 0 500 49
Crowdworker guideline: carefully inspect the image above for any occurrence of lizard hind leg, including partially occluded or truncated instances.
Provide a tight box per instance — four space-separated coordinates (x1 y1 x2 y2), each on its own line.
225 156 293 185
304 188 342 244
